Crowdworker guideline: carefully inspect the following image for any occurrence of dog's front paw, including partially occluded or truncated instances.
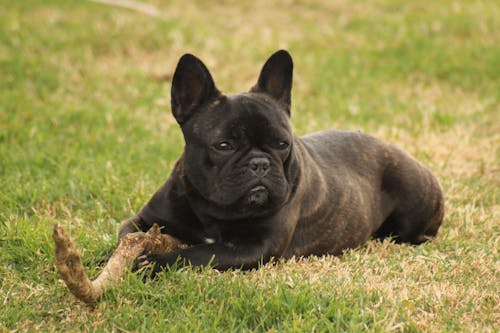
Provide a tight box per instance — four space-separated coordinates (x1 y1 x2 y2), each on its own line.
133 253 167 277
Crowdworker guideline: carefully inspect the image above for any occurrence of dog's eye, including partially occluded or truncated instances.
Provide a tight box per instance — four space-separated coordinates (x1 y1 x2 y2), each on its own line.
276 140 290 150
215 141 235 151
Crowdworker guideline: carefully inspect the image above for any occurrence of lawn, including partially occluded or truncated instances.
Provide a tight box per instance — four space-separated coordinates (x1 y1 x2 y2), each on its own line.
0 0 498 331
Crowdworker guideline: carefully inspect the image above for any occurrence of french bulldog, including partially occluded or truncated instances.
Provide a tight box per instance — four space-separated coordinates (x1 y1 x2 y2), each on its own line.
119 50 444 274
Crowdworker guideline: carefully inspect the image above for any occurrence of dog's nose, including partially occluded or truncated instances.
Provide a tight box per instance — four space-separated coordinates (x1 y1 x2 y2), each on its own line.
249 157 270 177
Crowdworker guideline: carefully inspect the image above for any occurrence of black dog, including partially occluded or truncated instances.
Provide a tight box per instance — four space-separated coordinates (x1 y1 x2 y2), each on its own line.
119 50 444 274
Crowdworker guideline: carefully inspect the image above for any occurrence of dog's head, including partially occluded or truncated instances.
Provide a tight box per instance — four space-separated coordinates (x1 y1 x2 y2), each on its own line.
171 50 299 218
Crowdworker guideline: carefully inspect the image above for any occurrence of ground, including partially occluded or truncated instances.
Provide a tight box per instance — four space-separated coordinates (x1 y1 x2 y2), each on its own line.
0 0 498 331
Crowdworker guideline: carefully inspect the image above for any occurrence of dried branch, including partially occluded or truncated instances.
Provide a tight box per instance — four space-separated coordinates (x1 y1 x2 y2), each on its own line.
53 223 183 303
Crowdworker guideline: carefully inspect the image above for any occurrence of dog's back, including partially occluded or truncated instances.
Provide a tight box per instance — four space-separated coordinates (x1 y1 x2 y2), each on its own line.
284 130 444 257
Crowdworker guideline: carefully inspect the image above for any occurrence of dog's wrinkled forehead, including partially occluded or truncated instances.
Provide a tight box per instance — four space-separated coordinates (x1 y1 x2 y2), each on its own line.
190 93 291 142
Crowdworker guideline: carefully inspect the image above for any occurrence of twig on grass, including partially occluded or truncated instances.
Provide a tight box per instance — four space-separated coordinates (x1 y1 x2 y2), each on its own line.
89 0 167 19
53 223 184 303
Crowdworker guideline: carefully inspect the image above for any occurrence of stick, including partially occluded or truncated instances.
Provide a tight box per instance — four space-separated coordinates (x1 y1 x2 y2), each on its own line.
89 0 167 19
53 223 183 303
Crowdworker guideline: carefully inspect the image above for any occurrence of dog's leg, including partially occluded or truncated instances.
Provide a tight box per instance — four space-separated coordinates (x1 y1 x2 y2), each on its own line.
134 212 297 275
135 242 275 275
375 187 444 245
118 215 150 240
375 148 445 244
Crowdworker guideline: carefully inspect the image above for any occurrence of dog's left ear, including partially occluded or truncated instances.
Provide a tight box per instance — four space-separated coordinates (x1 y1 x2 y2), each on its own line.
250 50 293 115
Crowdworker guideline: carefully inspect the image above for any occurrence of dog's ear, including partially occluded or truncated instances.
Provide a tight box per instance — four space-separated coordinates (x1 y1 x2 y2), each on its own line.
171 54 220 124
250 50 293 115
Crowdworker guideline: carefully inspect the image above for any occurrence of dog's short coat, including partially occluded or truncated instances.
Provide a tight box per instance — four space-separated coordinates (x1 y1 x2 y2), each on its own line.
118 50 444 274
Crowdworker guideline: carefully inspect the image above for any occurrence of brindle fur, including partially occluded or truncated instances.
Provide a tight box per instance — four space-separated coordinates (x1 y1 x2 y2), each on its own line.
119 50 444 274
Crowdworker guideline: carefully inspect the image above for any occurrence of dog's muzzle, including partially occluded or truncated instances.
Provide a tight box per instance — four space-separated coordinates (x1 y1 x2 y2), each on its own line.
247 185 269 205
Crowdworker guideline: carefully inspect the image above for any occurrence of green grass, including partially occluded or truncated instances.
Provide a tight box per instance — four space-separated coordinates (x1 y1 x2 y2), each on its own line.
1 0 498 331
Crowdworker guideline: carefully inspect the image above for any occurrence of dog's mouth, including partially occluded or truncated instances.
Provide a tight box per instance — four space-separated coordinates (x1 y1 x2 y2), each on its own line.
247 185 269 205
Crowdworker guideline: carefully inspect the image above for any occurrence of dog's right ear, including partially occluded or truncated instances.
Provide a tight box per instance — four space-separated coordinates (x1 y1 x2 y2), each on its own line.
171 54 220 124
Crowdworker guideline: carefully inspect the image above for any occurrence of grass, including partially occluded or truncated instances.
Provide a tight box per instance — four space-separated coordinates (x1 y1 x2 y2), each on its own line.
1 0 498 331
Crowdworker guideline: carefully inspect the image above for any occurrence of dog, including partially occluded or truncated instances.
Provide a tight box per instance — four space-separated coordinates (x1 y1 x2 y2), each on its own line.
118 50 444 274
